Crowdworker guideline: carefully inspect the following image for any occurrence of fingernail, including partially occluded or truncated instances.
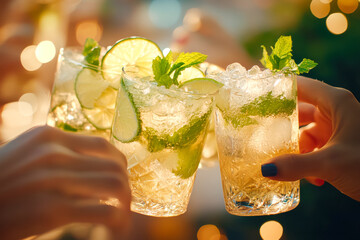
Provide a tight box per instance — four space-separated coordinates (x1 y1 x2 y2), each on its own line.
261 163 278 177
315 178 325 186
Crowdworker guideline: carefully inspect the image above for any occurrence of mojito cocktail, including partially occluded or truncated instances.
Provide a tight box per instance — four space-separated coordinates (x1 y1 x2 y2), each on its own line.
215 63 300 216
47 46 117 139
111 68 215 217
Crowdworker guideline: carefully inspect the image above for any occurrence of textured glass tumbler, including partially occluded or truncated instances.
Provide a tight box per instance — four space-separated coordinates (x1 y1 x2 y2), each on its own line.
215 70 300 216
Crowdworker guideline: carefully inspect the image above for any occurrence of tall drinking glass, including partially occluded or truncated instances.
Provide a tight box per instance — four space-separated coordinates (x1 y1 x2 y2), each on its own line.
47 48 118 139
110 68 214 217
215 64 300 216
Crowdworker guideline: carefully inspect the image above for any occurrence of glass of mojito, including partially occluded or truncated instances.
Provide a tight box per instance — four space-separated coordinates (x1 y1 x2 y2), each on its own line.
47 37 163 139
47 44 118 138
109 42 222 216
214 63 300 216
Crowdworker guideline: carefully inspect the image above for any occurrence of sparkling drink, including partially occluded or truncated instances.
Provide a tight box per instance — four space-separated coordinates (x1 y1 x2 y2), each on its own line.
47 48 117 139
215 64 300 216
111 69 214 217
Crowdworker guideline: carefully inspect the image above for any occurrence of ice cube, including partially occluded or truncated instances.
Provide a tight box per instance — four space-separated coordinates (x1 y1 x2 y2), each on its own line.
226 62 246 74
248 117 292 155
272 75 294 99
247 65 261 77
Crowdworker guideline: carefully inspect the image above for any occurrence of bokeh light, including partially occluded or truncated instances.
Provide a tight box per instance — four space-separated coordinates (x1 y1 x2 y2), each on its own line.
320 0 333 3
183 8 202 32
76 20 103 45
20 45 42 71
260 221 283 240
19 93 39 113
310 0 331 19
148 0 182 29
337 0 359 14
1 102 33 127
35 40 56 63
197 224 221 240
326 12 348 34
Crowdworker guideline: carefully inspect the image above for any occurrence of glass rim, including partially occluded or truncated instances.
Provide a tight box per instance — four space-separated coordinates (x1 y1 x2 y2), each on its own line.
59 47 123 75
217 68 296 91
122 66 219 98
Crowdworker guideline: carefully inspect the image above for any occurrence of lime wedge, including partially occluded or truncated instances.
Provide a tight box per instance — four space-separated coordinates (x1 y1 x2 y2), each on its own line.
174 144 203 178
112 79 141 143
156 139 204 179
175 66 205 84
179 78 223 94
101 37 163 88
75 68 109 109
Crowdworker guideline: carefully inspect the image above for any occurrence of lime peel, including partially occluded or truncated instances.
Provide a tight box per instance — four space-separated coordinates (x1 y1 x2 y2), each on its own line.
112 79 141 143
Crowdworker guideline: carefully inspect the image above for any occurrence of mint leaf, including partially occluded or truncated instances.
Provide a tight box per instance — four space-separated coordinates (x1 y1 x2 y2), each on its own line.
298 58 318 74
260 45 273 70
260 35 317 75
171 52 207 72
82 38 100 67
157 74 173 88
273 35 292 59
152 56 171 81
152 51 207 88
144 108 211 152
240 92 296 116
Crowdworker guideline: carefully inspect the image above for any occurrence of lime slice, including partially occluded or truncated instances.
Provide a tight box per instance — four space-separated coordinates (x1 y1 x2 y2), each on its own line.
175 66 205 84
83 107 114 130
75 69 117 129
82 88 117 129
101 37 163 88
112 79 141 143
75 68 109 109
179 78 223 94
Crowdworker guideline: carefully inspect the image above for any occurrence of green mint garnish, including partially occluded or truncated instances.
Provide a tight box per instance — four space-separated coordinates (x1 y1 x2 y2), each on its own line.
82 38 101 67
260 35 317 74
143 108 211 152
58 122 78 132
152 51 207 88
219 92 296 128
240 92 296 117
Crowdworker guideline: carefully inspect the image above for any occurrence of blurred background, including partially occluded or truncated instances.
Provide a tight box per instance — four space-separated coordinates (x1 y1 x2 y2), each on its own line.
1 0 359 239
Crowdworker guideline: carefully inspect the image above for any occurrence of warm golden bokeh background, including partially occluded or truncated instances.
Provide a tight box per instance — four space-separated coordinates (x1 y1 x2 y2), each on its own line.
0 1 359 239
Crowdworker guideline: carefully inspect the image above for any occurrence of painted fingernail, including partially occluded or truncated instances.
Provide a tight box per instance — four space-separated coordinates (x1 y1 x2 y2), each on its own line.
261 163 278 177
315 178 325 186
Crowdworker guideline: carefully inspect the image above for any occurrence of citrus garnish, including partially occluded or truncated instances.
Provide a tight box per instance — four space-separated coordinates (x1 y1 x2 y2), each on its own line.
101 37 163 88
74 68 116 129
175 66 204 84
82 87 117 130
156 138 204 179
179 77 223 94
112 79 141 143
75 68 109 109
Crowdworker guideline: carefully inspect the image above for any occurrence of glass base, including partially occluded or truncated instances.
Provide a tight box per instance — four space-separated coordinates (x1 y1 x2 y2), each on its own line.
130 197 187 217
225 194 300 216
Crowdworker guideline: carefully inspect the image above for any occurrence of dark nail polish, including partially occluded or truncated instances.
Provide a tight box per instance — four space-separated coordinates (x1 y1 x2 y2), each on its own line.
261 163 278 177
315 178 325 186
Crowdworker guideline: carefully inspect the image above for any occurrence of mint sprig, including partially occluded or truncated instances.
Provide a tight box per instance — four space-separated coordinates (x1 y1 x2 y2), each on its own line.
82 38 101 68
260 36 317 74
152 51 207 88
